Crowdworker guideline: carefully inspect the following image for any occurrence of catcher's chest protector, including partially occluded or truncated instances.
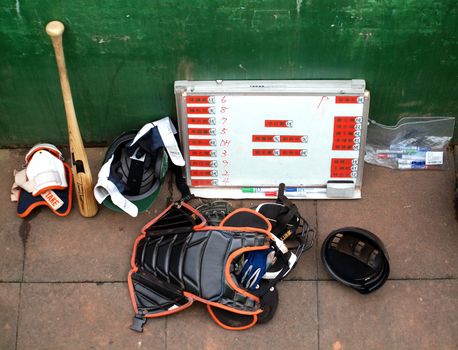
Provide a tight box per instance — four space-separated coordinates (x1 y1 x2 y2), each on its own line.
128 201 285 331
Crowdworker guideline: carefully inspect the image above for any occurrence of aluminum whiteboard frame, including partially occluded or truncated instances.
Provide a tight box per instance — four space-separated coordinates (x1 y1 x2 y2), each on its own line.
174 80 370 199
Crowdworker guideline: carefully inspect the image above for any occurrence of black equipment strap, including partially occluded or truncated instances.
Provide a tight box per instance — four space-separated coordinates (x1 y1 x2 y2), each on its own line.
170 124 193 201
126 147 146 195
273 183 301 236
169 159 192 201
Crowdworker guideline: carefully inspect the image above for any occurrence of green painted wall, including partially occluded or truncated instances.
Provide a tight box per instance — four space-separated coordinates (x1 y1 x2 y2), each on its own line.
1 0 457 146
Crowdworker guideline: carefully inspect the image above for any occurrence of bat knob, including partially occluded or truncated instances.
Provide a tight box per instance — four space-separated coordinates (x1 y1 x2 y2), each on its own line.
46 21 65 37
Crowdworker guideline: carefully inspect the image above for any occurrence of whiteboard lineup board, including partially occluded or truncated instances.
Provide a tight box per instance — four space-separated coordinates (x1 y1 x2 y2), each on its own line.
174 80 370 199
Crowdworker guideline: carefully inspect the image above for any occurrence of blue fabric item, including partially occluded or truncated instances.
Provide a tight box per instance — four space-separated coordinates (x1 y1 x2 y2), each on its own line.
134 127 165 155
237 249 272 290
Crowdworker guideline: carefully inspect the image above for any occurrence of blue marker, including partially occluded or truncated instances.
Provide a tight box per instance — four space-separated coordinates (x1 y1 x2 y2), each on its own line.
285 187 302 192
397 159 426 169
285 187 326 193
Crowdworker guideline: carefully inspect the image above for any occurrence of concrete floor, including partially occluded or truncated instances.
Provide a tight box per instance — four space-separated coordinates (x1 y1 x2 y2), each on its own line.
1 148 457 350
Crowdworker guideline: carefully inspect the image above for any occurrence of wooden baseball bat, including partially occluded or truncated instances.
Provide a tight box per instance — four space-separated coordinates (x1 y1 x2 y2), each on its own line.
46 21 98 217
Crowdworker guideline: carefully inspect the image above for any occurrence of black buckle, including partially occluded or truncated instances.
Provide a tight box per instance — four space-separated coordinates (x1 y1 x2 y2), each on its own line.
131 314 147 332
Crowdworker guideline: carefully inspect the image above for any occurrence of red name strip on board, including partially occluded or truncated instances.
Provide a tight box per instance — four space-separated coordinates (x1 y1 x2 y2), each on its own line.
252 135 307 143
188 138 215 146
252 149 306 156
280 149 305 156
264 120 292 128
188 128 214 136
252 135 276 142
252 149 275 156
192 179 217 187
334 116 357 125
189 149 215 157
188 117 214 125
330 158 354 178
190 160 216 167
190 169 215 177
280 135 306 143
335 96 359 104
187 107 212 114
186 95 210 104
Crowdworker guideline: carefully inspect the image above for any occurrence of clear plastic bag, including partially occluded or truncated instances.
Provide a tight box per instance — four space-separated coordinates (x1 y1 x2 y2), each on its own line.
364 117 455 170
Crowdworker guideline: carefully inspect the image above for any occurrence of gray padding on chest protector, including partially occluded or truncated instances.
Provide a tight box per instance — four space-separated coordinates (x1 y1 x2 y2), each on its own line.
184 232 229 298
138 230 266 301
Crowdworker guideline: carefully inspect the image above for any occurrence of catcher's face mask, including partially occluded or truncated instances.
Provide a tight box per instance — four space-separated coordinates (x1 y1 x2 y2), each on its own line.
94 117 184 217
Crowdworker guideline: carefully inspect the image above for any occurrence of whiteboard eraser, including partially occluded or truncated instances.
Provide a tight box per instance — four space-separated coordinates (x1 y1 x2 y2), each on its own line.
326 181 355 198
